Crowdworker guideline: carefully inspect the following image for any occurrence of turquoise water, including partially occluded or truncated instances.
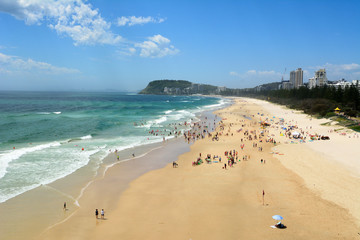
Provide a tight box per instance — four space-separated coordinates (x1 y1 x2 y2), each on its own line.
0 91 228 203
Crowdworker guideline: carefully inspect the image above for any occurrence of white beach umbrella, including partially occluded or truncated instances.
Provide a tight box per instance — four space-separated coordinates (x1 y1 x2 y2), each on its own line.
292 131 300 136
272 215 283 221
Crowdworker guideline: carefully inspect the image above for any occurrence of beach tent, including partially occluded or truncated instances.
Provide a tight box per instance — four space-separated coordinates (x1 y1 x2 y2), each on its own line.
334 107 341 114
292 131 300 138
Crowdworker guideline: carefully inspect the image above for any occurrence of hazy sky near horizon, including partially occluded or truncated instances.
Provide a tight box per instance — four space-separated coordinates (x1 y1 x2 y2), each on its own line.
0 0 359 91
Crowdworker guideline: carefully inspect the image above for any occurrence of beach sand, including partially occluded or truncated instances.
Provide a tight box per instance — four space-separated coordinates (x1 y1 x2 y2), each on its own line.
5 98 360 240
36 97 360 240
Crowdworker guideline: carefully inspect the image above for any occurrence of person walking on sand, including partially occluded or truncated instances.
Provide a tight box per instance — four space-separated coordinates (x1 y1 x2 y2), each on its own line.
63 202 66 210
95 209 99 219
101 209 104 219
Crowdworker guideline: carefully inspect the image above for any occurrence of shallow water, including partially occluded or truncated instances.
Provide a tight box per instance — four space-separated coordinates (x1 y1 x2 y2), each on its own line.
0 91 229 203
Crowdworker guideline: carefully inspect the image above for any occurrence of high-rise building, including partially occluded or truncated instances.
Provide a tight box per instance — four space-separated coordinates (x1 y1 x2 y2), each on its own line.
294 68 303 88
290 70 296 88
290 68 303 89
315 69 327 87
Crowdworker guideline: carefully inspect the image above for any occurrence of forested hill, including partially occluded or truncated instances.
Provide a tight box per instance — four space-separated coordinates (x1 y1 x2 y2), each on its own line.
139 80 220 95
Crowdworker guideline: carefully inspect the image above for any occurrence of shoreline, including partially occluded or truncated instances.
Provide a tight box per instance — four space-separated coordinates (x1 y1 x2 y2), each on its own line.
0 105 224 240
40 97 360 239
3 97 360 239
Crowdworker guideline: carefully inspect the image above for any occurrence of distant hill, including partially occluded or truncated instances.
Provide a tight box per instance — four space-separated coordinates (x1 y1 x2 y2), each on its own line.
139 79 282 96
139 80 223 95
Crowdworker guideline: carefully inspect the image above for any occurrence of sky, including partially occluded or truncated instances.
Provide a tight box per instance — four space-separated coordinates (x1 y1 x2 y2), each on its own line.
0 0 360 92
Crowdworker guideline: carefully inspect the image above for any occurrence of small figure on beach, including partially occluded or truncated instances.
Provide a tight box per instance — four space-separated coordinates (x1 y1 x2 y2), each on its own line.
173 161 178 168
95 209 99 219
224 163 227 169
101 209 105 219
63 202 66 210
132 153 135 157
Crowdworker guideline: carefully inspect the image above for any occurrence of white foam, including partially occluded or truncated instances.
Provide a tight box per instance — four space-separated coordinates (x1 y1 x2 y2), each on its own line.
53 112 61 114
0 146 100 203
80 135 92 140
203 98 230 110
0 142 61 179
154 116 167 124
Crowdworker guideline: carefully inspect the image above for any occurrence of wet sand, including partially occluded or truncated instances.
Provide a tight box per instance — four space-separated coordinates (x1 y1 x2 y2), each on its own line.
39 98 360 240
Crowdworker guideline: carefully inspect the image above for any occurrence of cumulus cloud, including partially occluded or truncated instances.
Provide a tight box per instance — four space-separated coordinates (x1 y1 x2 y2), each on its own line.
0 1 180 58
0 0 122 46
117 16 165 26
0 52 80 75
135 34 179 58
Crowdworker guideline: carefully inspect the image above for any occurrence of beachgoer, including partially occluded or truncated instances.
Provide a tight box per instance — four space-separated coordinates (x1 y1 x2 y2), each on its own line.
101 209 104 219
63 202 66 210
132 153 135 157
95 209 99 219
224 163 227 169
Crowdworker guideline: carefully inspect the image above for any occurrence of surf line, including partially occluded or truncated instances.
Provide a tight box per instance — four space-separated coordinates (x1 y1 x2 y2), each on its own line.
41 184 80 207
102 145 164 177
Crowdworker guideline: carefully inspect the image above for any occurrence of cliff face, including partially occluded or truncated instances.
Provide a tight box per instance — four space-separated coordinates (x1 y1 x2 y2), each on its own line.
139 80 220 95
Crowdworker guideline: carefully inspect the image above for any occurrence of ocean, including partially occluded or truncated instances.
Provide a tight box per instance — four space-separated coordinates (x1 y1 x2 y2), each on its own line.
0 91 228 203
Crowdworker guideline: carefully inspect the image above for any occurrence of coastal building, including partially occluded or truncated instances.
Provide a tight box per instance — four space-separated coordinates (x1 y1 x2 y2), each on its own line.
216 86 227 93
289 68 303 89
308 77 316 89
352 80 360 91
279 80 292 90
328 79 352 89
315 69 328 87
308 69 328 89
290 71 296 88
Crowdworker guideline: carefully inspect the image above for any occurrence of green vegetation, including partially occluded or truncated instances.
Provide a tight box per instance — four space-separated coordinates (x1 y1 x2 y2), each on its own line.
139 80 192 94
232 85 360 118
139 80 360 131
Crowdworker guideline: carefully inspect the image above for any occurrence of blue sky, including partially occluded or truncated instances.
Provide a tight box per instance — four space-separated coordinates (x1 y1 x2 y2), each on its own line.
0 0 359 91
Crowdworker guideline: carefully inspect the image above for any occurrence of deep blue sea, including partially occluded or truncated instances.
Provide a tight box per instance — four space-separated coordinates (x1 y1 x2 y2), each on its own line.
0 91 228 203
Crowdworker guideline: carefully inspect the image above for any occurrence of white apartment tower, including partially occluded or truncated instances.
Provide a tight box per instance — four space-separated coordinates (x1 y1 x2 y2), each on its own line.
315 69 327 87
290 68 303 89
308 69 328 88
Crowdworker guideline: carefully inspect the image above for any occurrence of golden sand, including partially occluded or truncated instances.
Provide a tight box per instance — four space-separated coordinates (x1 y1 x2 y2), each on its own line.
35 98 360 239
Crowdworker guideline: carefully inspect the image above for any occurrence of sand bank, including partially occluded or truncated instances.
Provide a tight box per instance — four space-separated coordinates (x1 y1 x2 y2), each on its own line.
39 98 359 240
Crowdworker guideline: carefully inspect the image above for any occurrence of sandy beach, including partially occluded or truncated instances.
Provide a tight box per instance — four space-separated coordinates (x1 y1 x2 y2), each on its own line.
4 97 360 240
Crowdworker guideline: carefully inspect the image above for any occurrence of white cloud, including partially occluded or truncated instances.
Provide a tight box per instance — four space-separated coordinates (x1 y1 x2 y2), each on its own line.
0 52 80 75
314 63 360 72
135 34 179 58
308 63 360 80
116 47 137 57
0 0 122 46
230 69 282 82
246 70 257 75
229 71 240 76
117 16 165 26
